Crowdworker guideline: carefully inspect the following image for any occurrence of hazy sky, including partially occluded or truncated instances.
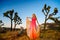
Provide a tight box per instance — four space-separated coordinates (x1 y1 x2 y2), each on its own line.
0 0 60 28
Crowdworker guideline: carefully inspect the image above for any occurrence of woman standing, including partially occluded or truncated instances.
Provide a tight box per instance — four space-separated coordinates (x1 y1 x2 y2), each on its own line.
26 14 40 40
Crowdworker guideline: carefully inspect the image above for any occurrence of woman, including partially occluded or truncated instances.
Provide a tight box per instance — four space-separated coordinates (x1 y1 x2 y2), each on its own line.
26 14 40 40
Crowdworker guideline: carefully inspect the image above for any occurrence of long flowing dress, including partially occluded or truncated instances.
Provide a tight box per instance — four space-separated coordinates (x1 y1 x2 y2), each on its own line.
30 17 37 39
26 17 39 39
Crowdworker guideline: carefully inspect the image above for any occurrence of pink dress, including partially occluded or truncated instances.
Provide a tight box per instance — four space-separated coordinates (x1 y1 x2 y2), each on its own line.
29 17 38 39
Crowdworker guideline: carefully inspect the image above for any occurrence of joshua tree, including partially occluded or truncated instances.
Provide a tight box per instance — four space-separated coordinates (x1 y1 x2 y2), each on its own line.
3 9 14 31
3 9 22 31
42 4 58 30
42 4 51 30
14 12 22 30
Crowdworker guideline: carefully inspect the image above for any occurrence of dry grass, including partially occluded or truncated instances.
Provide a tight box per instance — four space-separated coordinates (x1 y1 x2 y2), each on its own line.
0 30 60 40
40 30 60 40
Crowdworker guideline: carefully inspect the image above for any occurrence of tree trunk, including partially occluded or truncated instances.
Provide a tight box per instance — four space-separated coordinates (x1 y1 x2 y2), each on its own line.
11 16 12 31
44 16 47 31
14 22 16 30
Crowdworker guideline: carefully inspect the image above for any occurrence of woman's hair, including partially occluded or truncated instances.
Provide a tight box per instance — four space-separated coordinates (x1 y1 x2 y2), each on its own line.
32 14 37 19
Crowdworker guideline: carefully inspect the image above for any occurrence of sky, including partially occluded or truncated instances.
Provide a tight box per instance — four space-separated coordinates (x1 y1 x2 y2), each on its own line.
0 0 60 28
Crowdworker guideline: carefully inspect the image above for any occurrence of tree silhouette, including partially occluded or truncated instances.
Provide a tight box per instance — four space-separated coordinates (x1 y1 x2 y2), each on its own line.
48 8 60 25
0 20 4 27
14 12 22 30
42 4 51 30
3 9 14 31
3 9 22 31
42 4 58 30
48 16 60 27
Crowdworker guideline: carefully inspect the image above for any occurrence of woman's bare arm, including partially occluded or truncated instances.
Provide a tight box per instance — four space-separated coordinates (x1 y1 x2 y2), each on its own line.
37 19 39 25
